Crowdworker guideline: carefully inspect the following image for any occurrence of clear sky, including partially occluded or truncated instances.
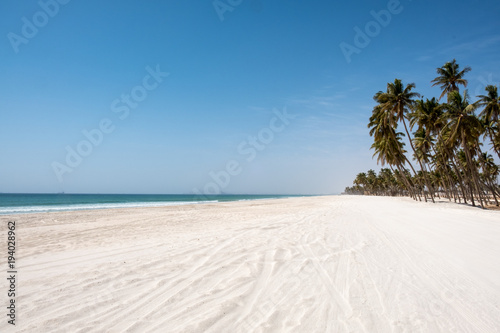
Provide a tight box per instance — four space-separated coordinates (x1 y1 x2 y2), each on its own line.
1 0 499 195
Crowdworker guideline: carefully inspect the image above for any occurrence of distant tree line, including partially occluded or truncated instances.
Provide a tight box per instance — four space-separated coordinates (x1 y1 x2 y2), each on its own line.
345 59 500 209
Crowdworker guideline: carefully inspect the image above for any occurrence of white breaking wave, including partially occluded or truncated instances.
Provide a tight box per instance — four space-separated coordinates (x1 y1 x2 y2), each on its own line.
0 200 219 215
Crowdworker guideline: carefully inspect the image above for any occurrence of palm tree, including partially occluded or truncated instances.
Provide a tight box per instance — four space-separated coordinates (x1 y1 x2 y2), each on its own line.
350 59 500 209
438 126 474 203
431 60 476 202
379 168 398 196
477 85 500 122
478 152 500 206
375 79 434 202
431 59 471 100
433 134 463 202
369 103 420 200
442 90 485 208
353 172 368 194
370 130 418 199
477 85 500 158
481 119 500 157
410 98 447 197
367 169 379 195
413 128 435 165
410 98 444 136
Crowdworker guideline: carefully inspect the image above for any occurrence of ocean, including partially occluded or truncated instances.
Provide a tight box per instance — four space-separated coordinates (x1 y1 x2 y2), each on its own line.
0 193 301 215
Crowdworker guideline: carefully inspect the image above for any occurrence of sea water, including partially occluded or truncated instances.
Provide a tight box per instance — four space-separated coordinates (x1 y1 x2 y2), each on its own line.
0 193 300 215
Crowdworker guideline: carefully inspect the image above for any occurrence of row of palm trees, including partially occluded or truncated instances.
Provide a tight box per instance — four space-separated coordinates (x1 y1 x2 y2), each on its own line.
345 59 500 209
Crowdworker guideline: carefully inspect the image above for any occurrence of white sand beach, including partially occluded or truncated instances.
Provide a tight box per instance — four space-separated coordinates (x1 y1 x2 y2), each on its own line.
1 195 500 332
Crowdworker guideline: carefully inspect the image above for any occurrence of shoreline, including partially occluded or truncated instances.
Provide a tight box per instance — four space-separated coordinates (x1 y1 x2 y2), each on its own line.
0 194 315 216
3 191 497 217
1 195 499 332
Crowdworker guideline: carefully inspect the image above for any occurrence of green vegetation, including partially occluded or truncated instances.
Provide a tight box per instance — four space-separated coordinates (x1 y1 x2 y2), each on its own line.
345 59 500 209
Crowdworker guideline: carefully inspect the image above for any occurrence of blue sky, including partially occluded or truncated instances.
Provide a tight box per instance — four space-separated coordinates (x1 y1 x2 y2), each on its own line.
1 0 499 194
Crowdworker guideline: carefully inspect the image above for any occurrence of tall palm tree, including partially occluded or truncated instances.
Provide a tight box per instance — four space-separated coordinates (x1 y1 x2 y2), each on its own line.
410 98 446 196
375 79 434 202
478 152 500 206
434 133 466 202
411 98 459 199
442 90 485 207
431 59 471 100
369 104 420 200
477 85 500 158
351 59 500 209
477 85 500 122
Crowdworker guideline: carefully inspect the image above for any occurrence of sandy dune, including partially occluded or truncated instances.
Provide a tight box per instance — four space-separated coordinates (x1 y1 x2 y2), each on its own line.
1 196 500 332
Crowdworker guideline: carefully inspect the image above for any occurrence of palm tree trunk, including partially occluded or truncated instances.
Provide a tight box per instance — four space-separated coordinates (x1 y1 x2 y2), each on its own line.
488 131 500 160
402 118 435 202
461 131 485 208
387 126 420 200
447 149 469 204
395 163 418 200
486 180 499 206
